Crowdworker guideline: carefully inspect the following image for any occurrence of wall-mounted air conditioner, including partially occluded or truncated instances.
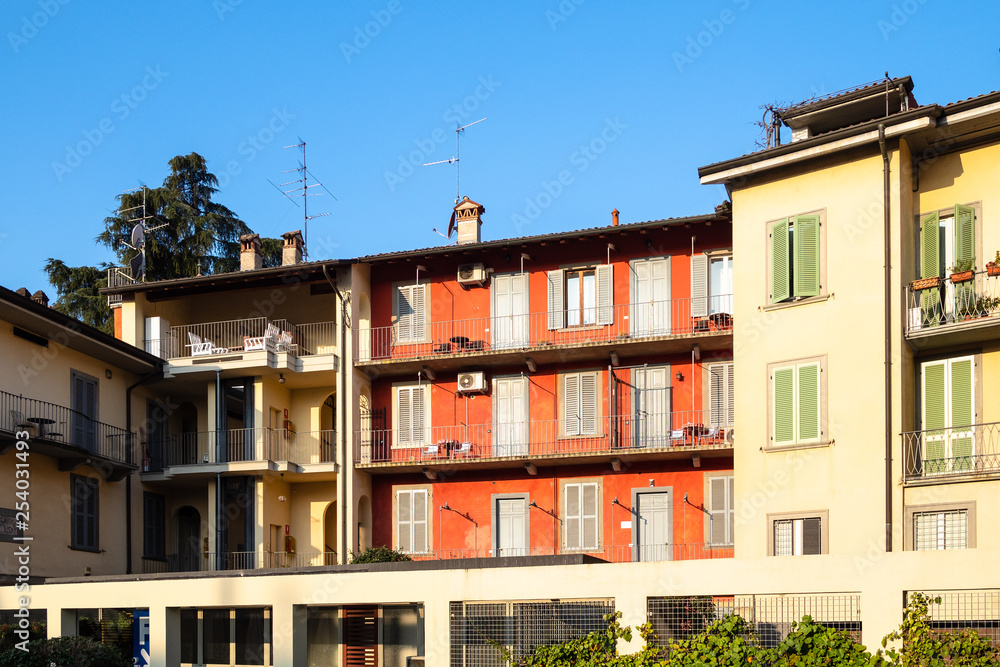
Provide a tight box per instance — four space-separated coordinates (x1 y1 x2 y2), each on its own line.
457 371 487 393
457 262 487 286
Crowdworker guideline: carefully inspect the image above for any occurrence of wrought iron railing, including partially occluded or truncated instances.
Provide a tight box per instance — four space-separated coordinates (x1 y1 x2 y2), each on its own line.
902 421 1000 481
141 550 337 574
405 543 733 563
1 389 134 464
355 295 733 363
905 269 1000 335
354 410 732 466
143 317 336 360
142 428 335 470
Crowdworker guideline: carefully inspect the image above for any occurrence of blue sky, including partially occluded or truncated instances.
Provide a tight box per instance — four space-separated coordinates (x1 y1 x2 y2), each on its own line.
1 1 998 293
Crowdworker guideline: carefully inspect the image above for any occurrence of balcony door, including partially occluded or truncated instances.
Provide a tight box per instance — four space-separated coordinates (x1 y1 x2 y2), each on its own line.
493 376 528 457
71 371 98 452
634 489 672 562
632 366 671 448
630 257 671 336
495 496 528 557
491 272 529 350
921 356 975 474
224 378 255 462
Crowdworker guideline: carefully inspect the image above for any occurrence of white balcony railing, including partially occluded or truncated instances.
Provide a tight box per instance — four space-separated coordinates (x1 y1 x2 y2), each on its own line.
143 317 336 361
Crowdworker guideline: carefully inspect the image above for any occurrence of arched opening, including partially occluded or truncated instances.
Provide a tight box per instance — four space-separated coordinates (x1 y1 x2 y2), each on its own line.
323 501 337 565
357 495 372 553
175 506 201 572
320 393 336 462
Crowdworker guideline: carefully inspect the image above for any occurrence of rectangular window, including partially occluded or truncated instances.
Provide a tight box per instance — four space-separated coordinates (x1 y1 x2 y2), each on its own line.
708 362 735 428
394 283 426 343
692 253 734 317
770 358 824 447
71 475 99 551
394 383 429 447
71 370 98 452
179 607 271 666
548 265 613 329
920 355 975 474
708 475 734 547
143 492 166 559
768 213 823 304
773 517 822 556
914 509 968 550
562 371 600 436
916 205 978 325
397 488 428 554
563 481 599 550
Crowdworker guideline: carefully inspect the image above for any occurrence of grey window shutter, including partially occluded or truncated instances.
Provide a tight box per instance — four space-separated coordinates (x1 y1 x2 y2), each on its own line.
398 490 412 553
802 517 821 554
691 254 709 317
725 363 735 427
547 270 565 330
709 364 724 427
727 477 734 545
596 264 614 325
582 483 598 549
565 483 581 549
564 374 581 436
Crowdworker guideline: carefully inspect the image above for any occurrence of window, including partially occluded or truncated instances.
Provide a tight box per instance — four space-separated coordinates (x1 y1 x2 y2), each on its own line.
143 492 166 559
396 488 428 554
708 362 734 428
767 212 823 304
394 283 426 343
692 253 733 316
914 510 968 550
394 383 429 447
563 481 599 550
548 265 613 329
562 371 600 436
71 475 99 551
916 204 979 324
773 517 821 556
769 357 825 448
921 355 976 474
707 475 734 547
71 370 98 451
179 607 271 666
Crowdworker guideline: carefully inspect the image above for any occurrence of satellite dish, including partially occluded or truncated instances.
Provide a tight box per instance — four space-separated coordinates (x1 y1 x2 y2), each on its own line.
130 223 145 249
129 250 145 279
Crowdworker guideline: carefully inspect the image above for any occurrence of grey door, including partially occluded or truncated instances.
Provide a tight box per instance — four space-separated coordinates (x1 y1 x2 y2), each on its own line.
630 258 671 336
496 497 528 557
493 376 529 457
635 490 672 562
633 366 671 448
492 273 529 349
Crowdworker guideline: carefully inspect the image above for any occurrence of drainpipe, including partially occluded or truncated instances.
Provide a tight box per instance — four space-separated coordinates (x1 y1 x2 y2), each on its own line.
879 124 893 553
125 369 161 575
216 369 224 571
324 263 349 563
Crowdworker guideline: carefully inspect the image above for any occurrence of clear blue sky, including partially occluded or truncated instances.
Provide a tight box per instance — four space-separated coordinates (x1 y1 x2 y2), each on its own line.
2 1 998 294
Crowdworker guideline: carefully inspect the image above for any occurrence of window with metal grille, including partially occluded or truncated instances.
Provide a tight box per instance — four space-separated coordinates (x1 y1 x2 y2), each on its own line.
914 509 968 550
773 517 821 556
71 474 99 551
908 590 1000 646
449 599 614 667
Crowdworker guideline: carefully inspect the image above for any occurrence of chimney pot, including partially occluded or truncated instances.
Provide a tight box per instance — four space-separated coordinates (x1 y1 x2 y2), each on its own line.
612 208 620 226
239 233 262 271
31 290 49 307
454 196 486 245
281 230 304 266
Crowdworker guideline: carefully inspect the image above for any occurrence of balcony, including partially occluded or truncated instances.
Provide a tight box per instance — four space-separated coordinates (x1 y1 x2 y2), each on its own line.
355 296 733 373
905 269 1000 349
404 544 733 564
902 421 1000 483
142 428 335 476
355 411 732 473
141 550 337 574
144 317 337 373
0 389 135 480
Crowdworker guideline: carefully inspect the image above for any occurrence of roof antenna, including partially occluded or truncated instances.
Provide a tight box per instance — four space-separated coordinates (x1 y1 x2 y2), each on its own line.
117 185 167 282
271 139 337 259
424 117 487 208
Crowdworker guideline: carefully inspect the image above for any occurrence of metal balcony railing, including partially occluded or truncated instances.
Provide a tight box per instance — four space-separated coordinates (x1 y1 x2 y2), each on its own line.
355 295 733 363
354 410 732 466
141 550 337 574
404 543 734 563
105 266 134 307
1 389 134 465
902 421 1000 481
143 317 336 361
141 428 335 470
905 269 1000 335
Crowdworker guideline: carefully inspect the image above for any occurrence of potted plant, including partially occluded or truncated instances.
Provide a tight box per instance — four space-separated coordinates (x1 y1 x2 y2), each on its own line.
949 258 975 283
910 275 940 291
987 250 1000 277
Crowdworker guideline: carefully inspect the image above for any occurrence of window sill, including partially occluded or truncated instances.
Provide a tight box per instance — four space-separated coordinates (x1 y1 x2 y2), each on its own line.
764 440 832 453
763 294 831 312
559 433 605 440
69 545 100 553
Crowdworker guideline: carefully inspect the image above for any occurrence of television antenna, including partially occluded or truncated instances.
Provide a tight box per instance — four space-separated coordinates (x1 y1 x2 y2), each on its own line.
269 139 337 259
424 117 486 206
116 185 167 282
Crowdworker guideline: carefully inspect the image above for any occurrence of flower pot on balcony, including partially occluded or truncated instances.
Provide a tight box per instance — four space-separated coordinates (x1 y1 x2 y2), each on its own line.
951 270 975 284
910 276 940 291
987 263 1000 277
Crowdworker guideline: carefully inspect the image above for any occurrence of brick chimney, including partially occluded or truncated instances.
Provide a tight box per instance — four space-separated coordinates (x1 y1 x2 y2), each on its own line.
15 287 30 298
31 290 49 307
454 196 485 245
281 230 304 266
240 233 262 271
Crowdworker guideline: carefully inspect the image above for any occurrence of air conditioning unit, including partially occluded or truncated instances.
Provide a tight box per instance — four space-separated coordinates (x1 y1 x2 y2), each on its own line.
457 371 487 393
457 262 486 286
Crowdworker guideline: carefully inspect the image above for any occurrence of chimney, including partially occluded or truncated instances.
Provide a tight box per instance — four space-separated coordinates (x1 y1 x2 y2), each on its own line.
454 196 485 245
15 287 30 298
612 208 619 226
31 290 49 307
240 233 262 271
281 230 304 266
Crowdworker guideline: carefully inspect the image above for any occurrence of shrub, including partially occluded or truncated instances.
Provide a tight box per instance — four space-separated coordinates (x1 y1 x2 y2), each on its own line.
880 593 997 667
772 615 885 667
0 635 130 667
348 545 412 564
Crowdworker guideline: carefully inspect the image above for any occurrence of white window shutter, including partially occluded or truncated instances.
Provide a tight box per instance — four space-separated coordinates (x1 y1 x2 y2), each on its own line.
398 490 412 552
709 365 723 427
564 483 581 549
596 264 614 325
395 286 412 342
413 385 426 445
691 254 709 317
580 373 598 435
413 489 427 553
726 363 735 427
564 374 580 436
397 387 412 445
582 483 598 549
413 284 427 342
548 270 565 330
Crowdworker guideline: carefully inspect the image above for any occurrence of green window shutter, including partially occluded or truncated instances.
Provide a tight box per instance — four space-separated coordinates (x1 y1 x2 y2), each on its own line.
921 360 946 474
920 212 940 279
770 219 790 302
793 215 821 297
772 367 795 445
950 357 974 471
954 205 975 267
797 362 821 442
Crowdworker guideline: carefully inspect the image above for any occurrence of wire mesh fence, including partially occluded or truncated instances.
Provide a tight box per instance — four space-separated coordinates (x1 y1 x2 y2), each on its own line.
908 590 1000 644
646 593 862 650
449 599 614 667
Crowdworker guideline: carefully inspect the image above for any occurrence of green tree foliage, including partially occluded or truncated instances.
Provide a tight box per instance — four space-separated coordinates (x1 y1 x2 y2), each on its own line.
772 616 885 667
43 259 113 333
880 593 997 667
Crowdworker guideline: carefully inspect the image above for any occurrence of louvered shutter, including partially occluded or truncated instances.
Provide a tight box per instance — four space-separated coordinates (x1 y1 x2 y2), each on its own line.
920 212 940 279
797 362 821 442
74 477 98 550
770 219 790 302
395 286 412 342
564 483 581 549
709 477 728 545
413 385 426 445
802 517 821 555
727 477 734 544
564 374 580 436
413 284 426 342
398 490 412 553
772 367 795 445
793 215 821 297
708 363 734 428
580 373 598 435
954 205 975 267
726 364 735 427
412 489 428 553
596 264 614 325
950 357 974 471
922 360 947 474
72 374 87 446
548 270 565 330
581 483 598 549
397 387 412 445
691 254 709 317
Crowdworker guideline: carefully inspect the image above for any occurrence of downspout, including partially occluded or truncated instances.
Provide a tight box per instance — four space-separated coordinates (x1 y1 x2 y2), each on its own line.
879 124 893 553
125 368 161 575
216 369 224 571
324 264 349 563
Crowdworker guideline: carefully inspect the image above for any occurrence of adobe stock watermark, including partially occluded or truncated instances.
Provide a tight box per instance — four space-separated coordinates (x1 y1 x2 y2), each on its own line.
672 0 751 74
215 107 296 189
877 0 929 40
340 0 403 63
545 0 585 31
383 75 501 192
7 0 71 54
51 66 169 182
510 116 627 233
213 0 242 21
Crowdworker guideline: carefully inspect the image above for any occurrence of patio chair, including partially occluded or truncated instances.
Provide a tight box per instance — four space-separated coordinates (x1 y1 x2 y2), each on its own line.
187 332 228 356
10 410 35 435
